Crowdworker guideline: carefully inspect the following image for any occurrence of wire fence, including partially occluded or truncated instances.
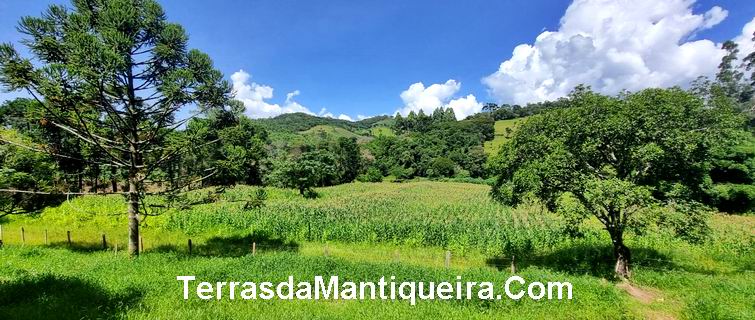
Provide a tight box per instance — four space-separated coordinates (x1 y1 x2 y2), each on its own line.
0 225 752 274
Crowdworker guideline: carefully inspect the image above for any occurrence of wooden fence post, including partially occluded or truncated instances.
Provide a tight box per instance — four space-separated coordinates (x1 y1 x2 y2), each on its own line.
21 227 25 245
0 224 3 242
445 250 451 268
188 239 193 255
67 231 71 246
252 242 256 256
139 236 144 253
102 233 107 250
115 243 118 254
44 229 48 245
510 255 516 274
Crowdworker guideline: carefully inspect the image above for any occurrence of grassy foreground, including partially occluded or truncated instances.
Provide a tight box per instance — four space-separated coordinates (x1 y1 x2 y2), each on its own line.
0 181 753 319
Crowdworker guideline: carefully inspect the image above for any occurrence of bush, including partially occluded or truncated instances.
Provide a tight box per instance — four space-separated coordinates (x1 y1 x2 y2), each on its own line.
357 166 383 182
707 183 755 213
428 157 455 178
388 166 413 181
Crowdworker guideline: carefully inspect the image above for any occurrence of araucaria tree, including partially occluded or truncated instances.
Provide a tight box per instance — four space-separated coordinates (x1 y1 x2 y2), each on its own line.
0 0 232 256
490 87 744 278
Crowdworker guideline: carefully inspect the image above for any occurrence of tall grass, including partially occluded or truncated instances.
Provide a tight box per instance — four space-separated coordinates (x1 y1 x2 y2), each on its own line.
160 182 566 255
1 181 753 319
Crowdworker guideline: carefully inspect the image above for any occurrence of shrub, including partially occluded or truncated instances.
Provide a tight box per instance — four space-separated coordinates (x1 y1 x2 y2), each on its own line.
388 166 414 181
357 167 383 183
428 157 455 178
707 183 755 213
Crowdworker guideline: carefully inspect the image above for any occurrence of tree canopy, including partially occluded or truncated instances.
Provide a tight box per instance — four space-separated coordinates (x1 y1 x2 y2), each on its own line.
489 87 746 277
0 0 233 256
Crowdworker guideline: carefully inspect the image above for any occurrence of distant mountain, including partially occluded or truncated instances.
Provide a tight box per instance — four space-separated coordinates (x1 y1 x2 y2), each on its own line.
257 113 396 149
356 115 392 127
257 113 367 133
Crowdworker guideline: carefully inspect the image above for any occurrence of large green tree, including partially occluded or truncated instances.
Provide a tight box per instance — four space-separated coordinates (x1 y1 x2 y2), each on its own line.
0 0 231 256
490 87 744 278
269 149 338 197
0 129 62 218
334 137 361 184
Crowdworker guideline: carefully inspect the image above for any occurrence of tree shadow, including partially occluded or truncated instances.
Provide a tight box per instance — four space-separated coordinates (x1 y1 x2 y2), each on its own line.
47 241 107 253
486 244 677 279
150 233 299 257
0 274 142 320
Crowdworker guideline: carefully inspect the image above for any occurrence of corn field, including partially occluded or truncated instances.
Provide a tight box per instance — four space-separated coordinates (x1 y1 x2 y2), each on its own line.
157 182 569 255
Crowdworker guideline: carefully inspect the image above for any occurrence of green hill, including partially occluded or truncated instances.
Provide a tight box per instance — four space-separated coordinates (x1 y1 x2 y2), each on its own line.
257 113 367 133
259 113 393 148
484 117 527 155
369 126 395 137
300 125 373 143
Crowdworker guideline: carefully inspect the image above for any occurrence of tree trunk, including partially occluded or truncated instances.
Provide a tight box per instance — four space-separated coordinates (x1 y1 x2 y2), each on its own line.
127 169 140 257
93 164 99 193
610 231 631 279
111 166 118 192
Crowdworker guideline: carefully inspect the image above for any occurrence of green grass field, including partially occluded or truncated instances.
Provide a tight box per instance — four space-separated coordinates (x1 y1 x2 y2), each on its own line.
1 181 753 319
484 118 526 155
300 125 372 143
369 126 396 137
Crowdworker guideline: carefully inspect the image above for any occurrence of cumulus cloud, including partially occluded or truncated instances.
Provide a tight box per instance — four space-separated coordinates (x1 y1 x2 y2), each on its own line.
734 18 755 59
317 107 333 118
314 107 355 122
232 70 360 120
338 114 354 121
396 80 483 120
482 0 738 105
232 70 315 118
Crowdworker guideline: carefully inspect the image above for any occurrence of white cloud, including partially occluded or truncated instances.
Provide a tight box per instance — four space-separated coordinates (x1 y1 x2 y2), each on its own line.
734 18 755 60
445 94 484 120
312 107 355 122
702 6 728 30
397 80 483 120
317 107 333 118
482 0 736 105
232 70 315 118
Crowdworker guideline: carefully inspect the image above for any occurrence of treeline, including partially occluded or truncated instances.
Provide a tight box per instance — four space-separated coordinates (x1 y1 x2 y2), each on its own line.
2 77 752 215
482 99 569 121
367 108 493 180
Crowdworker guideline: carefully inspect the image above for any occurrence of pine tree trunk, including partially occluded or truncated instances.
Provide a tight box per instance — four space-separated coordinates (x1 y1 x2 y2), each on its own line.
111 166 118 192
93 164 99 193
127 169 140 257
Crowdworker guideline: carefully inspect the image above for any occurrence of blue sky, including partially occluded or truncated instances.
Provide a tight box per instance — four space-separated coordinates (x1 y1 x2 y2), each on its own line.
1 0 755 120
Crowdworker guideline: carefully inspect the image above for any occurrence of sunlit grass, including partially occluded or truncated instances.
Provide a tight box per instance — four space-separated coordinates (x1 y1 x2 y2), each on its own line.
483 118 526 155
0 181 753 319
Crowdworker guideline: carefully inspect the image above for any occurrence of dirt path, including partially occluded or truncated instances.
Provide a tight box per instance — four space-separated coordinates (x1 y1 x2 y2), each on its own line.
617 281 677 320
